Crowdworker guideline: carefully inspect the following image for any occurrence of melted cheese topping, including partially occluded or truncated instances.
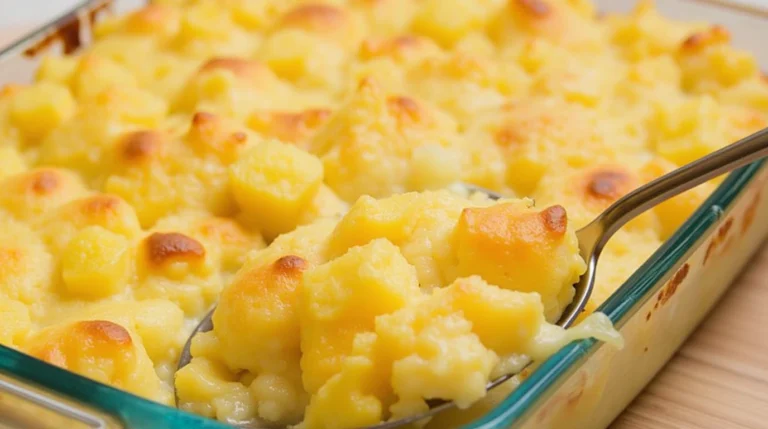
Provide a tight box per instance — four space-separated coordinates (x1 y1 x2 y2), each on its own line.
0 0 765 427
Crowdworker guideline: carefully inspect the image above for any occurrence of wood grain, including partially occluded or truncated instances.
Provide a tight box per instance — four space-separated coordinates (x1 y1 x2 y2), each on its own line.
611 243 768 429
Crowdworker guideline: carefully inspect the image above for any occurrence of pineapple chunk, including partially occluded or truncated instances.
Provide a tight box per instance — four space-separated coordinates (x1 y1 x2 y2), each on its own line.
230 139 323 237
175 357 256 421
299 239 421 393
260 29 346 89
386 313 497 414
454 202 585 321
412 0 504 47
250 371 307 424
213 255 308 374
9 82 76 141
73 55 139 100
434 276 545 355
303 334 386 429
61 226 131 299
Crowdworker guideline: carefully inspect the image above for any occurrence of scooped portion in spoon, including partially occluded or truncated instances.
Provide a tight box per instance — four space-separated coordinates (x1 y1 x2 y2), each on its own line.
174 190 623 428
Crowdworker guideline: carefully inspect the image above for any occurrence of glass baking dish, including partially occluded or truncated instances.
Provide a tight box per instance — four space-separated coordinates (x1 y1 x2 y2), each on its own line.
0 0 766 428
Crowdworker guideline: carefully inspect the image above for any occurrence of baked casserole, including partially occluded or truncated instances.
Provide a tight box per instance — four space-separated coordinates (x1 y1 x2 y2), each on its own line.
0 0 766 428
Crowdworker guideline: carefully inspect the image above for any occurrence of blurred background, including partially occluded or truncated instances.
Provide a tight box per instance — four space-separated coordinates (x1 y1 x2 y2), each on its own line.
1 0 768 30
0 0 79 30
2 0 768 58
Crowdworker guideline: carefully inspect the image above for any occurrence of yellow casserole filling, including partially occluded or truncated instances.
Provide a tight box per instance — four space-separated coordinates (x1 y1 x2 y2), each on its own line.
176 192 624 427
0 0 766 427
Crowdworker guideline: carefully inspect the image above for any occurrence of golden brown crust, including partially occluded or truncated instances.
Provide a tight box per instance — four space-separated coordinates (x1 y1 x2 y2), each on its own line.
199 58 275 82
515 0 552 18
730 109 766 131
76 320 133 346
80 195 122 216
191 112 228 139
359 35 435 60
229 255 309 299
30 170 60 195
680 26 730 53
356 76 380 95
0 248 22 267
280 4 348 33
500 0 582 44
1 168 87 220
231 131 248 143
494 99 586 149
126 4 177 33
459 202 568 247
191 111 218 129
494 125 526 147
46 194 140 240
540 205 567 235
583 168 634 203
248 109 332 144
188 112 250 155
386 96 425 125
119 131 165 164
264 255 309 287
27 320 134 367
273 255 309 273
352 0 387 5
145 232 206 265
0 84 25 98
197 217 252 245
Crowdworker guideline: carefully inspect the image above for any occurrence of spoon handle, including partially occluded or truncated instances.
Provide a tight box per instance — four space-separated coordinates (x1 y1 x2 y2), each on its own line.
593 127 768 246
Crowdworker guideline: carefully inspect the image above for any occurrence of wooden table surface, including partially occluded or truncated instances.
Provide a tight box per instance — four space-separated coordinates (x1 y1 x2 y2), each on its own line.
1 27 768 429
611 242 768 429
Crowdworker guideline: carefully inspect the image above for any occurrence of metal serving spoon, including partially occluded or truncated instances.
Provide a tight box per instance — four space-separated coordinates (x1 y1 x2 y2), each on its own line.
177 127 768 428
